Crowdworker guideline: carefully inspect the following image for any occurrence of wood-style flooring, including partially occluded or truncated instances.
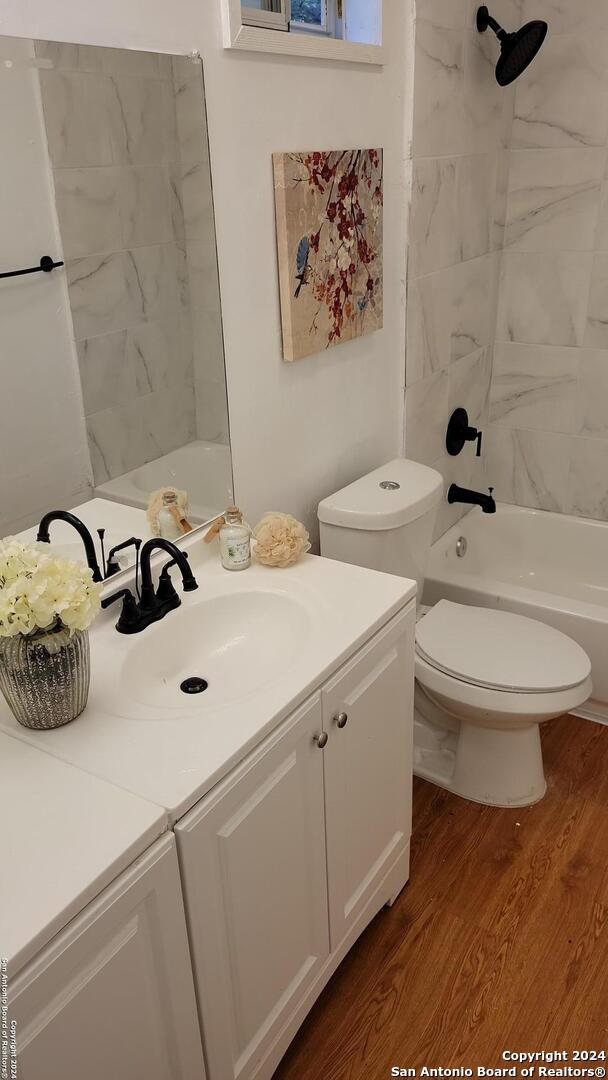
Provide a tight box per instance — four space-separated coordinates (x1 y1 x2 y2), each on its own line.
275 715 608 1079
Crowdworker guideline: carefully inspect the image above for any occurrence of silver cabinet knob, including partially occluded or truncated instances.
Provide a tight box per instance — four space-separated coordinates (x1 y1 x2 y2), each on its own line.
334 712 348 729
314 732 328 749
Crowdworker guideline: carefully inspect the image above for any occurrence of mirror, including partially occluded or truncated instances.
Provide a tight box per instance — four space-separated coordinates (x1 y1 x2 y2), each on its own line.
0 36 232 576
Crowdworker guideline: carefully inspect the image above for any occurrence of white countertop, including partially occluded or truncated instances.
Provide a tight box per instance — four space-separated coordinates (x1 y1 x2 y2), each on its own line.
0 733 167 977
0 550 415 823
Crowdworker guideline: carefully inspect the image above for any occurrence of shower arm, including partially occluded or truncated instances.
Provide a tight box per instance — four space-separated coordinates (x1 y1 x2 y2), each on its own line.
477 6 508 41
486 14 504 35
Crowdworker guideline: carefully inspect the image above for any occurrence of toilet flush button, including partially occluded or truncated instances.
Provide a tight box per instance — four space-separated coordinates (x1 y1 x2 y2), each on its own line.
379 480 400 490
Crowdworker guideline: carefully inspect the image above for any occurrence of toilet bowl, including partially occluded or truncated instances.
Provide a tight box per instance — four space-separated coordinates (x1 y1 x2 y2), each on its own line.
318 458 593 807
413 600 592 806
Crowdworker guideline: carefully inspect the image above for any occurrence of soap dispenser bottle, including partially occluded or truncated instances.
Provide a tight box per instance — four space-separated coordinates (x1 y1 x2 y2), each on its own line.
219 506 251 571
158 491 183 541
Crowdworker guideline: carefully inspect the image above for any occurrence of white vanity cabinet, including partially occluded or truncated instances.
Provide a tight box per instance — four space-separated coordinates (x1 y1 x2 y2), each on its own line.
175 603 415 1080
322 608 414 947
10 835 205 1080
175 694 330 1080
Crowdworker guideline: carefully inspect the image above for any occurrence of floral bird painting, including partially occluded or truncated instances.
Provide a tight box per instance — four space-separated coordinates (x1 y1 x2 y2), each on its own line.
273 148 383 361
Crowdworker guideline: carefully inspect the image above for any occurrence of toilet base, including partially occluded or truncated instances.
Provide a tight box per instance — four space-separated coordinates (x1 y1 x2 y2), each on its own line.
414 688 547 807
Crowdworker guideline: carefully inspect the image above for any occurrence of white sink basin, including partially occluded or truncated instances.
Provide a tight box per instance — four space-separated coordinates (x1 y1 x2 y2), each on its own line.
120 590 312 711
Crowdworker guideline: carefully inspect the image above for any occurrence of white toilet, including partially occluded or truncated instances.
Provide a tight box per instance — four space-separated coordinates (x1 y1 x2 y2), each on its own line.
318 458 592 808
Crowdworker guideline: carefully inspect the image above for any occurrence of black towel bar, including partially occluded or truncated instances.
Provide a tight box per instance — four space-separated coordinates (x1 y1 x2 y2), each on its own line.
0 255 64 280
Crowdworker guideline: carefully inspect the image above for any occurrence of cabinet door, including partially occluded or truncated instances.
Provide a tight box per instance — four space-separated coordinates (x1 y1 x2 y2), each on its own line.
11 835 205 1080
175 694 329 1080
322 605 415 948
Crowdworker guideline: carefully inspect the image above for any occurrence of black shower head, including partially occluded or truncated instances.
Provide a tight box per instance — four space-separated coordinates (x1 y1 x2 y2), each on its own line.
477 5 548 86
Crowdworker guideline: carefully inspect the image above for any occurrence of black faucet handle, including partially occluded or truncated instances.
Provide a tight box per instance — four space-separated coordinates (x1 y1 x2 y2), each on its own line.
101 588 141 634
101 587 132 610
446 407 483 458
106 536 142 578
156 560 180 604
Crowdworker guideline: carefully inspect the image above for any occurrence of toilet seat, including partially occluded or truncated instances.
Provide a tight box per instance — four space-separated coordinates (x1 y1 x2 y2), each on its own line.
415 651 593 727
416 600 591 694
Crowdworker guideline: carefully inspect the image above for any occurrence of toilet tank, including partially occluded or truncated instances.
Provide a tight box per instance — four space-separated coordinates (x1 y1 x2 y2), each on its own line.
318 459 443 596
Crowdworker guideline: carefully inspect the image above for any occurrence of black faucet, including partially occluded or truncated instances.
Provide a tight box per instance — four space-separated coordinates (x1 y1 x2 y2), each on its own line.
37 510 104 582
102 538 198 634
139 538 198 610
448 484 496 514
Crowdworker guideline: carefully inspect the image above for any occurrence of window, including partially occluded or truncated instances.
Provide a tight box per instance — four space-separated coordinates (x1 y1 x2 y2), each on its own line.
226 0 383 63
241 0 378 46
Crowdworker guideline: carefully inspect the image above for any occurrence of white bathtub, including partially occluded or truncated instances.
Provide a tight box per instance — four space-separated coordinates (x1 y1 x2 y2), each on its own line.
95 440 233 525
424 503 608 724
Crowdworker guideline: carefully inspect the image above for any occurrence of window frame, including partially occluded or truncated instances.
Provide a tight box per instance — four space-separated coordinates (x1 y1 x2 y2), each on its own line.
242 0 290 33
222 0 384 65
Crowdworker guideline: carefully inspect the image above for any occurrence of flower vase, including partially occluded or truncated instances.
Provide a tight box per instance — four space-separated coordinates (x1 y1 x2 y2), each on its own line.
0 623 90 730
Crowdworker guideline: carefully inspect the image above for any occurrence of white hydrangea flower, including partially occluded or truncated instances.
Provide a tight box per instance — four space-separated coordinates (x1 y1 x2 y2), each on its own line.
0 538 102 638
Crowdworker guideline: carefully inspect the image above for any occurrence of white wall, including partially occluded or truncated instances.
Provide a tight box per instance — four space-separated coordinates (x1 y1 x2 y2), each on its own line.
0 35 92 535
1 0 413 544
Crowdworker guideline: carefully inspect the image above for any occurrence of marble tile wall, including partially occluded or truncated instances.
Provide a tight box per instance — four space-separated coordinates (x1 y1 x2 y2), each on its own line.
487 0 608 521
35 44 227 485
405 0 516 538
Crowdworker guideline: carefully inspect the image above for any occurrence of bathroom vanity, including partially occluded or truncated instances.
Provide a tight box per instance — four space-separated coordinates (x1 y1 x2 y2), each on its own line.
176 606 413 1080
0 547 416 1080
0 736 205 1080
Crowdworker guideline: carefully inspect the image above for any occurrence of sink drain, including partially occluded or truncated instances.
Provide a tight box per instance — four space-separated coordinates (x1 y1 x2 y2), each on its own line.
180 677 208 695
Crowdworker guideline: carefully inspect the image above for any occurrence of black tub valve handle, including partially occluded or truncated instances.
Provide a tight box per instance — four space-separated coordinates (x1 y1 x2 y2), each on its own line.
446 407 483 457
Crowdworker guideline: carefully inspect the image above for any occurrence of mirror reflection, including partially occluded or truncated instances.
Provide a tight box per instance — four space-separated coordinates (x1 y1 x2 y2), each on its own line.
0 36 232 578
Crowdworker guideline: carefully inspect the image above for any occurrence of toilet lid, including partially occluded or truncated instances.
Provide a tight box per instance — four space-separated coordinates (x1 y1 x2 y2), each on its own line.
416 600 591 693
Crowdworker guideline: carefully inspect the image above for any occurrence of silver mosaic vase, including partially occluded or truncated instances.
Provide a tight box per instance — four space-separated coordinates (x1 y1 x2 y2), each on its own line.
0 623 90 730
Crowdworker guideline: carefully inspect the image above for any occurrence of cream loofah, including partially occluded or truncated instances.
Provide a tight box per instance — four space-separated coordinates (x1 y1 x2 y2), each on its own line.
252 512 311 568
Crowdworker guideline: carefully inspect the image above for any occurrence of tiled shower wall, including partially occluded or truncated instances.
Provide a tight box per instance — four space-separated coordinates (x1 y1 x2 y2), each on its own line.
486 0 608 520
405 0 516 539
36 43 228 486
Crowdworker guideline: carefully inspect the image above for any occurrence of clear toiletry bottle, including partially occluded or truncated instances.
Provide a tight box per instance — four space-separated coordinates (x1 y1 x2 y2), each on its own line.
158 491 183 541
219 506 251 571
